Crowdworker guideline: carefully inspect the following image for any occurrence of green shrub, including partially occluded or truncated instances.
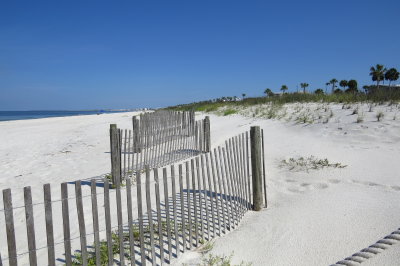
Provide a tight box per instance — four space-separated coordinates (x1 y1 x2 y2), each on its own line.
223 109 237 116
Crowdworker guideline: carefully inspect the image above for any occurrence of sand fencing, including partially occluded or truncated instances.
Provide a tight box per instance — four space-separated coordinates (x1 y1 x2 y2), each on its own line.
0 126 267 266
111 110 211 185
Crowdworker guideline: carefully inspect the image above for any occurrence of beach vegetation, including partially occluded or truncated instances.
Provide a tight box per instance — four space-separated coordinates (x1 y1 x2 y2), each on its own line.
223 109 238 116
370 64 387 90
385 68 399 90
314 88 324 95
201 252 252 266
279 156 347 172
346 79 358 94
376 111 384 121
264 88 274 97
329 78 338 94
300 83 309 94
166 64 400 114
72 219 199 265
281 85 288 94
339 80 348 91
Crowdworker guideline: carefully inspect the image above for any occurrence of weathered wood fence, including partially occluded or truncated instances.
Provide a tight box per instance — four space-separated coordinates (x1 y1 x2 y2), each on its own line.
112 111 211 183
0 126 266 266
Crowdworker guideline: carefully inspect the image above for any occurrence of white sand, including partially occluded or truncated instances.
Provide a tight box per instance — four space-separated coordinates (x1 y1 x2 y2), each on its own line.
1 103 400 265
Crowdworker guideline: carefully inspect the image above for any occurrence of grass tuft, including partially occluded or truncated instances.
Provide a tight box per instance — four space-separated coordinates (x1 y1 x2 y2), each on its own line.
279 156 347 172
223 109 238 116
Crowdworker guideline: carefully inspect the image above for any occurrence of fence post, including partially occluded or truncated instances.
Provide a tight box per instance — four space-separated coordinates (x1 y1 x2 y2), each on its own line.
110 124 121 186
203 116 211 152
132 116 141 153
250 126 264 211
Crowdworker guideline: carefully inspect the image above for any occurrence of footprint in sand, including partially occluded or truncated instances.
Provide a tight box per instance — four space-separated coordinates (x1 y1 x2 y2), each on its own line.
391 186 400 191
287 187 305 193
328 179 340 184
312 183 329 189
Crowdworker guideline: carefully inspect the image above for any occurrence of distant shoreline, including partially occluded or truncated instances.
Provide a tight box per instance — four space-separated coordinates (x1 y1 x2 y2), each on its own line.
0 110 136 122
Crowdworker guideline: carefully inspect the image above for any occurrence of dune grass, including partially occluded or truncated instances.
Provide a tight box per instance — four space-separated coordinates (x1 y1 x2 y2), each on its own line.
166 90 400 113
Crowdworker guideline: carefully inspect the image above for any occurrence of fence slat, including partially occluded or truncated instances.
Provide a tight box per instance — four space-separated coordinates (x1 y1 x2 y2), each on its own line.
200 155 211 240
178 164 187 252
218 147 231 231
261 129 267 207
103 179 113 266
242 133 249 210
214 149 226 234
75 181 88 266
115 174 125 265
191 159 199 246
185 161 193 248
123 129 127 179
3 189 17 266
238 134 246 212
44 184 55 266
153 168 164 263
221 147 234 230
195 157 205 240
24 186 37 266
163 168 173 262
90 180 101 266
145 168 157 265
126 178 137 265
127 130 132 176
209 150 222 236
61 183 72 266
246 131 252 210
233 136 244 219
226 139 238 227
205 153 216 237
170 165 180 257
236 135 245 217
136 171 147 265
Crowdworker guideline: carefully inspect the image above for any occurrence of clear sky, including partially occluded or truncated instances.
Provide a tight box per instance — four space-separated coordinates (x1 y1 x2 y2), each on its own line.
1 0 399 110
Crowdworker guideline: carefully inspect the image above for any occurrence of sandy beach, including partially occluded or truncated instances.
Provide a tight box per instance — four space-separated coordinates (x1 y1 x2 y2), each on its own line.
1 103 400 265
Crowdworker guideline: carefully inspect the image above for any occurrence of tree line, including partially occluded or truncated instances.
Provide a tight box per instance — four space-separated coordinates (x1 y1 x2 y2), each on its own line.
263 64 399 97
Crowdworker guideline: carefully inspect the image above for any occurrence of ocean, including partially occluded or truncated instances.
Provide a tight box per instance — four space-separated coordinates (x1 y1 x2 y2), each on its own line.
0 110 130 122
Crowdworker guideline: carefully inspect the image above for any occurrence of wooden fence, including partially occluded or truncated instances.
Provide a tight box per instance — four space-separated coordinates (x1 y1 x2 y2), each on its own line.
0 126 266 266
112 111 211 183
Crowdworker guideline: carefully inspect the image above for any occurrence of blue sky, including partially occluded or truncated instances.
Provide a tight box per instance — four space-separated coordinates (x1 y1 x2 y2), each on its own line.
0 0 399 110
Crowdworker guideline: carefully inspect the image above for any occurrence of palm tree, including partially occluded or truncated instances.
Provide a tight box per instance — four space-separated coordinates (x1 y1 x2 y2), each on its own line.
300 83 309 93
339 80 348 91
280 85 288 94
264 88 274 97
329 79 338 94
325 82 330 94
242 93 246 99
314 88 324 95
370 64 387 90
347 79 358 93
385 68 399 90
